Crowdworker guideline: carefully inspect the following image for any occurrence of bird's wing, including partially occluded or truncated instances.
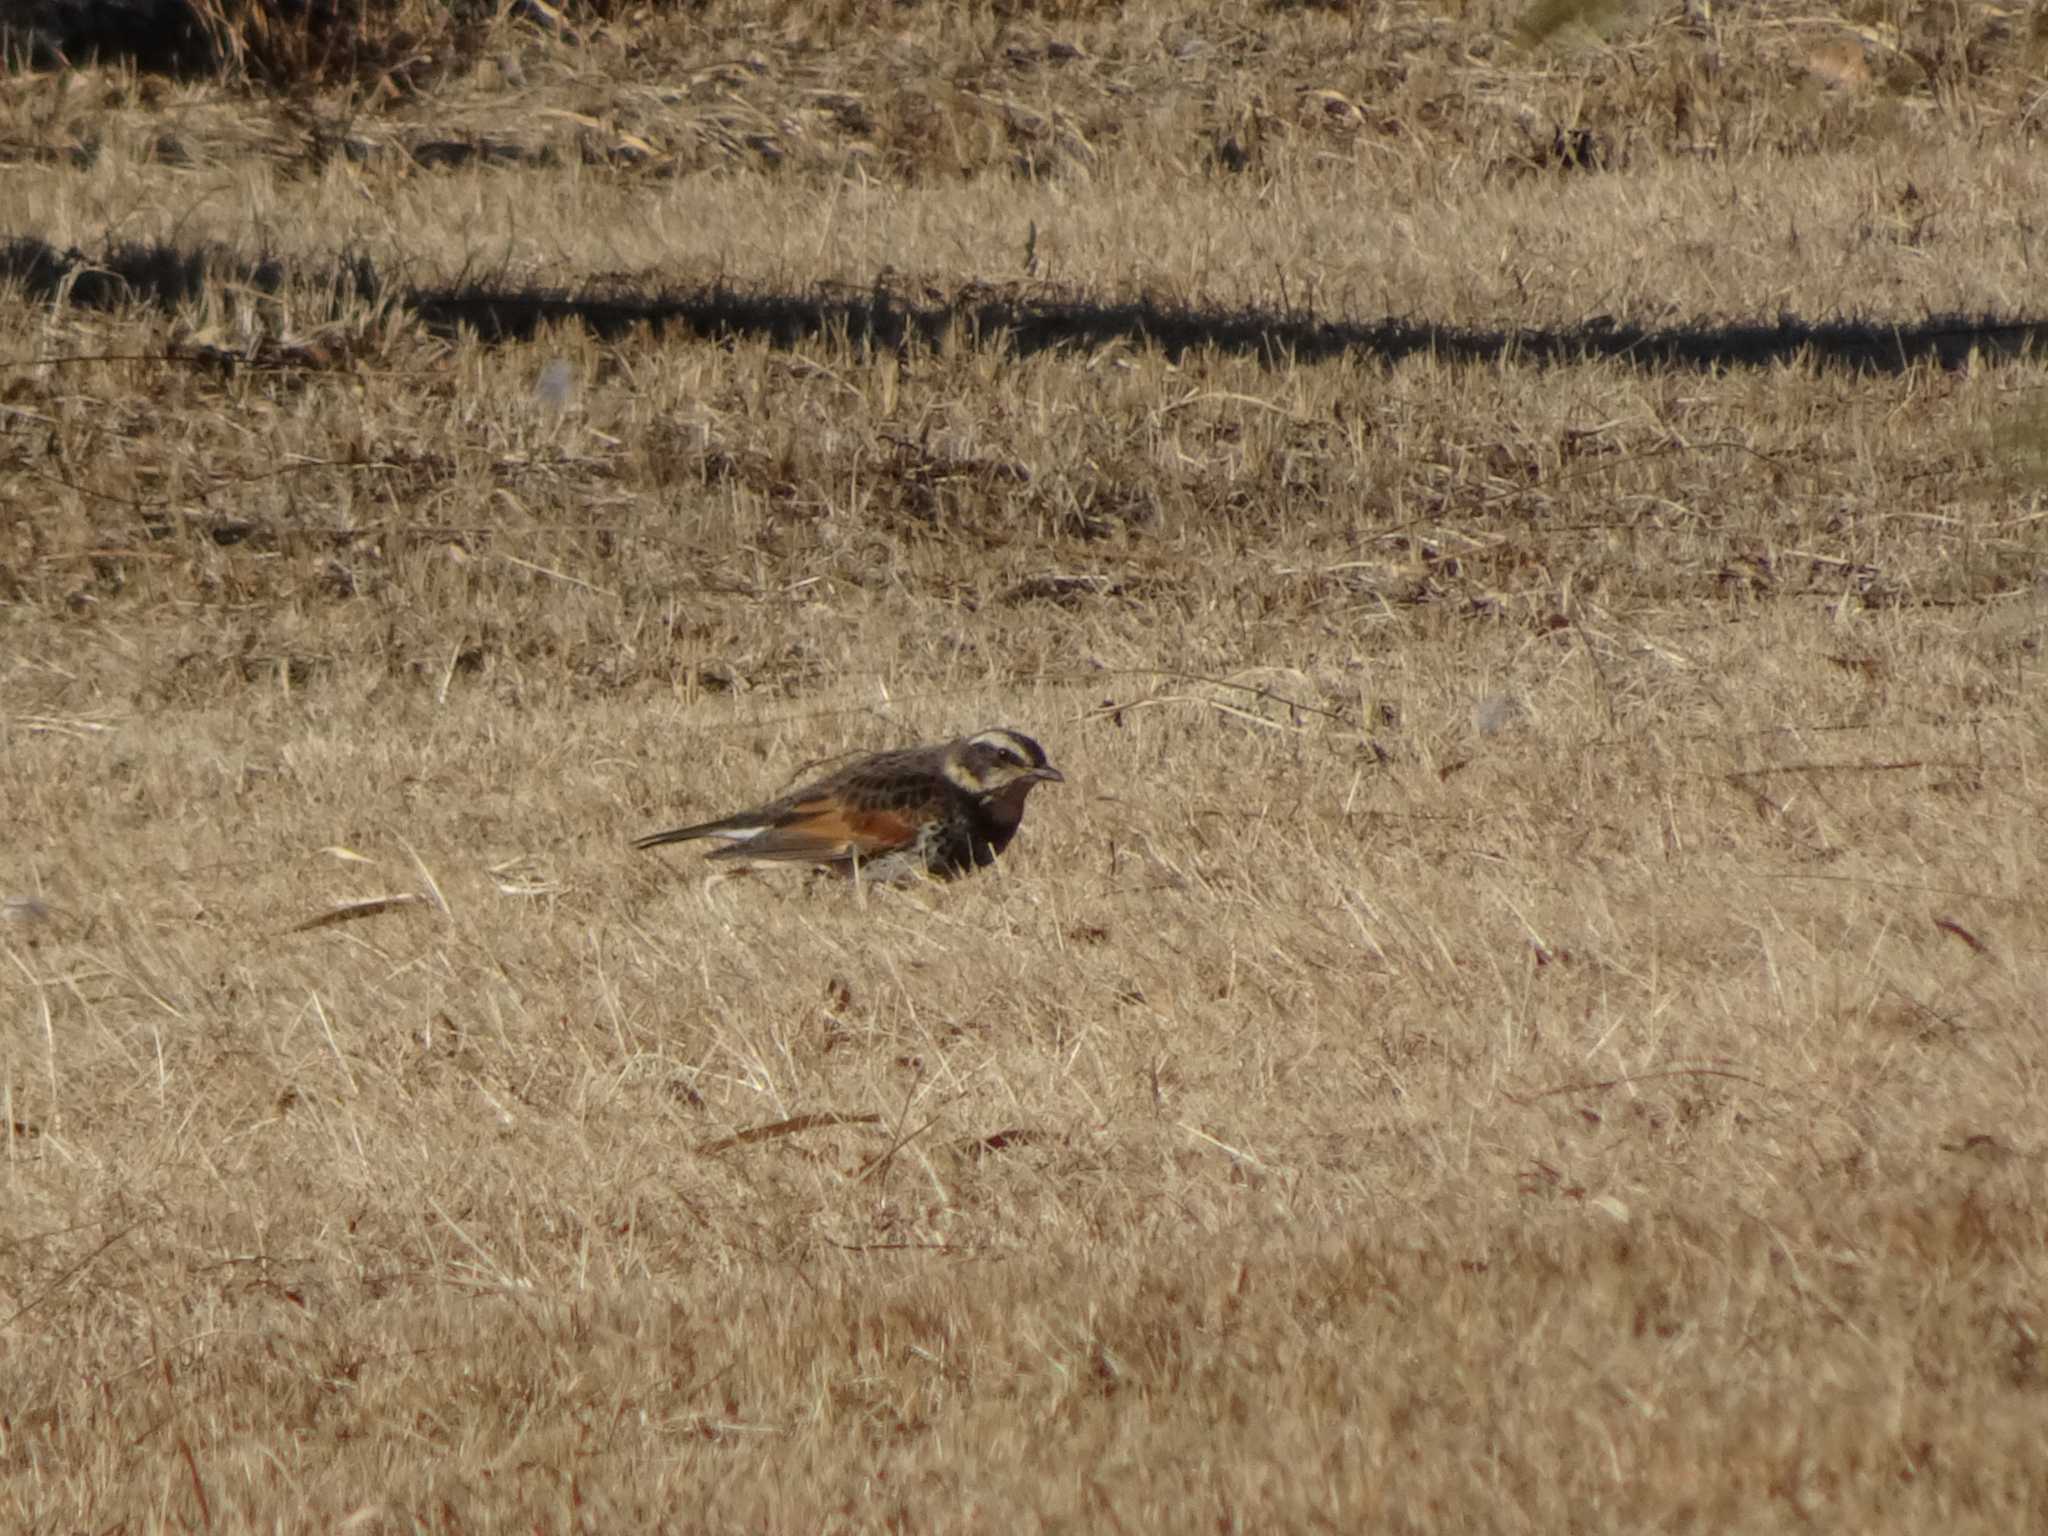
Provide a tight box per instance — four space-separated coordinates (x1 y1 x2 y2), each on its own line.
702 794 922 864
633 746 942 857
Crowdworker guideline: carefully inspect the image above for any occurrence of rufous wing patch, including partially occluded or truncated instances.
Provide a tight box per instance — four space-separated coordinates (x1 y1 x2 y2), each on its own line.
708 796 920 864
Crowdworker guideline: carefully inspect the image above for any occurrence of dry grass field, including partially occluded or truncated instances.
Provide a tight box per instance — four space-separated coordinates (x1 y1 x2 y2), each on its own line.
5 0 2048 1528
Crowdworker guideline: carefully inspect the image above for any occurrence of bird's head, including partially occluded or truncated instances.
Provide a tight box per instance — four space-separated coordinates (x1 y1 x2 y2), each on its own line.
944 728 1065 806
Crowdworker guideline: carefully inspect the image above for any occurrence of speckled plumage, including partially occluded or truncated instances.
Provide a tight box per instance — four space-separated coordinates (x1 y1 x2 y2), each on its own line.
633 728 1064 881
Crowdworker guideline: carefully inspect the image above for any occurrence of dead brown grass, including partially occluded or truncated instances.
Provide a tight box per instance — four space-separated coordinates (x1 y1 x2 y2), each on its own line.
5 1 2048 1530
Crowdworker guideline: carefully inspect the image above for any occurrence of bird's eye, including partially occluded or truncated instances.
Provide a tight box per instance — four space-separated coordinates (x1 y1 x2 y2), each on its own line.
998 748 1023 767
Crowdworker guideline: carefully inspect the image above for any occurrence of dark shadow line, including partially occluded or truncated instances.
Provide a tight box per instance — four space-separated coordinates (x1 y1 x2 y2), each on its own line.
4 233 2043 375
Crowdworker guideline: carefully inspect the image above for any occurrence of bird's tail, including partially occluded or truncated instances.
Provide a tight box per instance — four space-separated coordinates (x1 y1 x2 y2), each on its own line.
631 821 717 851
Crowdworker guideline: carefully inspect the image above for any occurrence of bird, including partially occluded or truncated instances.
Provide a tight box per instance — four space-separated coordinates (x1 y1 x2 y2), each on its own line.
632 727 1064 882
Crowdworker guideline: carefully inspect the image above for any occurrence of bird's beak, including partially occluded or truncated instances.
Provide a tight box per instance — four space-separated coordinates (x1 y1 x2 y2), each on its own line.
1033 765 1066 784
